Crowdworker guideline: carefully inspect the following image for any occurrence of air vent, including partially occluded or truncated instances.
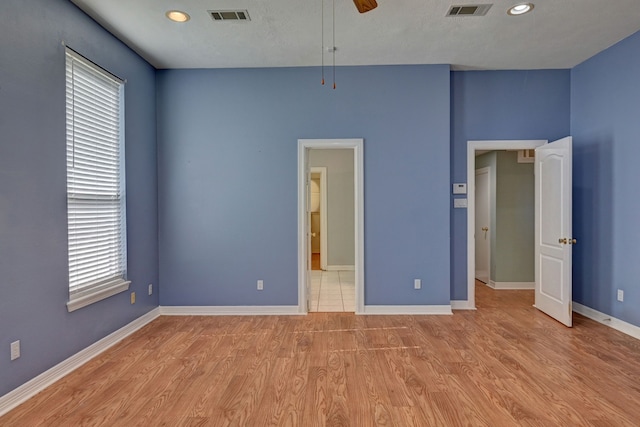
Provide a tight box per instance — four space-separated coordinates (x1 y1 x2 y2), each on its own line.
447 4 492 16
208 10 250 21
517 149 535 163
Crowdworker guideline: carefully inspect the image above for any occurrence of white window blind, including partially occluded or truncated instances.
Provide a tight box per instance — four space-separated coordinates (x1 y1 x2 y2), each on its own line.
65 48 129 312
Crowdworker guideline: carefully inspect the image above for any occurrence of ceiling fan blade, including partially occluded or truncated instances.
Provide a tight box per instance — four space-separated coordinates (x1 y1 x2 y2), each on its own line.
353 0 378 13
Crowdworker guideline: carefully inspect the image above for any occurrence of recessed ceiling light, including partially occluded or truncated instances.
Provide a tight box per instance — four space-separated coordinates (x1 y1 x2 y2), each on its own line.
507 3 534 16
165 10 190 22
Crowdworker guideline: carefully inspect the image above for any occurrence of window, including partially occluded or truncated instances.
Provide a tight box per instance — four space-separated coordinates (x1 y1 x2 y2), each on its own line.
65 48 129 312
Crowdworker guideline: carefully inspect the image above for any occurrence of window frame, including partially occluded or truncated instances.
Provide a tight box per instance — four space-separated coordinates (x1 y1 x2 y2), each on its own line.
64 48 129 312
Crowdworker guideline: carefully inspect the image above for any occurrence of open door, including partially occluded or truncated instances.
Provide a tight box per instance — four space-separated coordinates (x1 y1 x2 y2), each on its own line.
534 136 573 327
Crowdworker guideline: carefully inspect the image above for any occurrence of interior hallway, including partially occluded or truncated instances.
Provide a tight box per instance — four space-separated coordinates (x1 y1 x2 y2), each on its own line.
309 270 355 312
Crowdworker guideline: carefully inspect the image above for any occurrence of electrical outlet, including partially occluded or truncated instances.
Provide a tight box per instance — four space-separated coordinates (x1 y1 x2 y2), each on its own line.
617 289 624 302
11 340 20 361
130 292 136 304
257 280 264 291
148 284 153 295
414 279 421 290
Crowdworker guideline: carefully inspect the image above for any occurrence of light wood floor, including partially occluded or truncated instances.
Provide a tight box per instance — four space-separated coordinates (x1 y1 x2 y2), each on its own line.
312 253 321 271
3 283 640 426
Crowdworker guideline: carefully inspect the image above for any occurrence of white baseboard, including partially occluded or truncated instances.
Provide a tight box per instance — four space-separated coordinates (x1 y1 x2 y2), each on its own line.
451 300 476 310
0 307 161 417
488 280 534 290
159 305 300 316
362 305 452 315
325 265 355 271
572 302 640 341
475 271 488 282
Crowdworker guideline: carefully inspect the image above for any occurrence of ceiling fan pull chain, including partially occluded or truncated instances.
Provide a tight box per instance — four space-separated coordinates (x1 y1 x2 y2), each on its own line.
321 0 325 85
333 0 336 89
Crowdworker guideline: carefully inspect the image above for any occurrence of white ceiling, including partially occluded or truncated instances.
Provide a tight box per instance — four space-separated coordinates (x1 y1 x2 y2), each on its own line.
70 0 640 70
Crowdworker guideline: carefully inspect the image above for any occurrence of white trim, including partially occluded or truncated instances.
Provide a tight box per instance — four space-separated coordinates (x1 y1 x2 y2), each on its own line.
475 270 489 281
451 300 476 310
0 308 160 417
487 281 535 290
66 280 130 312
467 140 547 310
362 305 453 315
298 139 365 315
159 306 300 316
325 265 355 271
310 167 328 271
572 302 640 341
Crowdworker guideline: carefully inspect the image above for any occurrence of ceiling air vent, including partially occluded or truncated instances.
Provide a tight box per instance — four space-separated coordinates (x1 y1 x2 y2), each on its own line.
447 4 492 16
208 10 250 21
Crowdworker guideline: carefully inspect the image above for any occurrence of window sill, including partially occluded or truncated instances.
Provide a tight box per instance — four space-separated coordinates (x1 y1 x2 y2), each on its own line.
66 279 131 312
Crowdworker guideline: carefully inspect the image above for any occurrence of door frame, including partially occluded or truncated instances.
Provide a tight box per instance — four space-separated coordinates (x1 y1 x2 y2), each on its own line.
466 140 546 309
310 167 328 271
298 139 364 314
474 166 491 284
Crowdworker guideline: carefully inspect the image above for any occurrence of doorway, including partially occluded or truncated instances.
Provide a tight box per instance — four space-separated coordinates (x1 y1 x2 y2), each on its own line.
309 167 327 271
297 139 364 314
466 140 546 309
475 167 491 284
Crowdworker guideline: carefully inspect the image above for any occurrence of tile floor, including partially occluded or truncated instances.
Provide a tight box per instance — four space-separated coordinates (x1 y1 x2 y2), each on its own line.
309 270 355 312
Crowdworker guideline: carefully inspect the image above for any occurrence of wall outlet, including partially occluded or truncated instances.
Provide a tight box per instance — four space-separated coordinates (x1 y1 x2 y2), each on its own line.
617 289 624 302
130 292 136 304
148 284 153 295
11 340 20 361
414 279 421 290
257 280 264 291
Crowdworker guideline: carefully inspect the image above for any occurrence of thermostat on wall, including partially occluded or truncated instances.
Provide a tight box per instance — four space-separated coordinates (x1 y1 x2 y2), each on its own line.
453 183 467 194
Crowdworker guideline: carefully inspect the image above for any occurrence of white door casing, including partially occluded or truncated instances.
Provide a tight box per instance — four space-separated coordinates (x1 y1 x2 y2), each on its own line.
534 136 573 327
305 162 312 311
298 139 364 314
475 167 491 284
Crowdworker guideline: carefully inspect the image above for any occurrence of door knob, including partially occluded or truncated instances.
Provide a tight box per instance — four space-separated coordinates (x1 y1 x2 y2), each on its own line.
311 232 317 237
558 238 567 244
569 238 577 245
481 227 488 231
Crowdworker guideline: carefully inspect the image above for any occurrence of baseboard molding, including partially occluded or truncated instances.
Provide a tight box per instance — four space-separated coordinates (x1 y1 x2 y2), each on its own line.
451 300 476 310
0 307 161 417
572 302 640 341
325 265 355 271
488 280 535 290
475 272 489 283
362 305 452 315
159 305 301 316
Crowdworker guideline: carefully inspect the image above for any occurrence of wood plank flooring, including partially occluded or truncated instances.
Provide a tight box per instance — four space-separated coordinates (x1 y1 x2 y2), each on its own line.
3 283 640 426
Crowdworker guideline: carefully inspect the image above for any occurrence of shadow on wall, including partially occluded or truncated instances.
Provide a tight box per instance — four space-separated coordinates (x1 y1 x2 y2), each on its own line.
573 133 613 313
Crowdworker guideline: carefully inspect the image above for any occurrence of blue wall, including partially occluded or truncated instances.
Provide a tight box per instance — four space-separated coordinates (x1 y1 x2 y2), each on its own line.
157 65 451 306
450 70 571 300
571 31 640 326
0 0 158 397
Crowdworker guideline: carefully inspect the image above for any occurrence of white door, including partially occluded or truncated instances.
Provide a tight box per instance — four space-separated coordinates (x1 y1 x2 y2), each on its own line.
475 168 491 284
534 136 573 327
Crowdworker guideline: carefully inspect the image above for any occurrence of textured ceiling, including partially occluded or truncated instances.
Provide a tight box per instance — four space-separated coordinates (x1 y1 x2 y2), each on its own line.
70 0 640 70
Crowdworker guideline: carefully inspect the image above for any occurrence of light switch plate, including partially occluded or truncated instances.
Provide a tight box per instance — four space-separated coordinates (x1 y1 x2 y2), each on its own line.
454 198 468 208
